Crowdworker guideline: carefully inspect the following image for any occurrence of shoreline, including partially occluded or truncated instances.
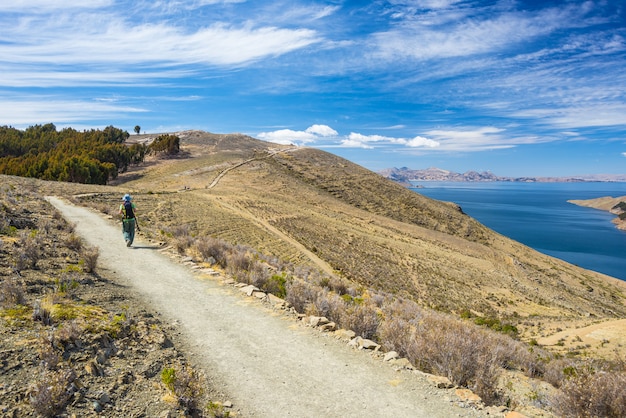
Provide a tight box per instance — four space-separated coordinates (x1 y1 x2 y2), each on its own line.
568 196 626 231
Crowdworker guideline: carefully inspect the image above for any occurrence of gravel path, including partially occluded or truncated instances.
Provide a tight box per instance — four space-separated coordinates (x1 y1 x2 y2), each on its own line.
47 197 492 418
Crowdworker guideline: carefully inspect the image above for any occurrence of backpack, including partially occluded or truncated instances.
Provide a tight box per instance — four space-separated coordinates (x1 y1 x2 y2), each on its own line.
123 201 135 219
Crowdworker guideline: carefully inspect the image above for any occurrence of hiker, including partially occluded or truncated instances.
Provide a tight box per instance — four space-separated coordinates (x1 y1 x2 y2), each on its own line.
119 194 137 247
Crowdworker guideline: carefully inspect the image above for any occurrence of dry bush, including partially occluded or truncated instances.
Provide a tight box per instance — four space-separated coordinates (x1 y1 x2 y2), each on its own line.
161 364 205 414
29 368 77 418
55 319 84 348
14 230 43 270
174 235 195 254
340 302 381 340
195 236 231 266
32 300 53 325
543 357 579 388
0 277 26 307
64 233 82 252
38 333 61 370
285 279 320 313
54 273 80 298
306 288 345 321
225 251 252 274
248 260 272 289
378 299 515 405
80 245 100 273
550 359 626 418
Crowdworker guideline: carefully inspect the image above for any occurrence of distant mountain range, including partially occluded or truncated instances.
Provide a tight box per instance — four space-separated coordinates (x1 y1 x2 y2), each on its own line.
379 167 626 185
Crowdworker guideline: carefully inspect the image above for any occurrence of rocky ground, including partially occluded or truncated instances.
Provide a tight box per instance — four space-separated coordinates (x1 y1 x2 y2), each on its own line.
0 180 231 417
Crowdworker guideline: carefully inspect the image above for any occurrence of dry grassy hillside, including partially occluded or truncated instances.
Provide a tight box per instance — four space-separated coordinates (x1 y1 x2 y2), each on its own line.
77 130 626 358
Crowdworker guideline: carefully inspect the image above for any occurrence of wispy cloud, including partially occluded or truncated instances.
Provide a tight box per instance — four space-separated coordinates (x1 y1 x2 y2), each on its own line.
0 97 146 126
0 3 323 88
370 4 584 61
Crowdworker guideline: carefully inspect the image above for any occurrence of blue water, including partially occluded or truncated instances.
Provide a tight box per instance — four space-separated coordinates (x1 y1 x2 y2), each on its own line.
411 182 626 281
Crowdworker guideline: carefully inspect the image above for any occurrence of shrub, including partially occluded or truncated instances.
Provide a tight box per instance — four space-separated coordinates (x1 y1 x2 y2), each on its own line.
161 364 205 413
550 360 626 417
64 233 82 252
341 303 381 340
195 236 231 266
14 230 42 270
37 333 61 370
264 274 288 299
80 245 100 273
225 251 252 273
248 261 272 289
285 279 320 313
29 368 77 417
54 274 80 298
378 299 516 405
0 277 25 307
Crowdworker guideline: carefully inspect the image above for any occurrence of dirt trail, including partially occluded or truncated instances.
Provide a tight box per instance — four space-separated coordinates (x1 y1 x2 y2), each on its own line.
46 196 491 418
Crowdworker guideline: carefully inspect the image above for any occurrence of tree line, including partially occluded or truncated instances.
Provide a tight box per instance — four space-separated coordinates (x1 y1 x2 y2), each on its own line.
0 124 179 185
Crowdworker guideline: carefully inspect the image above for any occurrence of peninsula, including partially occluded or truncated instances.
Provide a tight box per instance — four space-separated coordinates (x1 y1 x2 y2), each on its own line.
568 196 626 231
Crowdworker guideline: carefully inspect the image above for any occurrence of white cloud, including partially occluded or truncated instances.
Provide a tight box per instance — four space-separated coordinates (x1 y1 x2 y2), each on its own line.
339 139 374 149
306 124 338 136
257 129 317 145
257 124 339 145
347 132 395 143
404 136 440 148
622 152 626 157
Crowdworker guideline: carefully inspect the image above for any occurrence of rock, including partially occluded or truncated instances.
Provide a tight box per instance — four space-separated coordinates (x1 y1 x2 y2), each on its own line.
267 293 286 307
384 351 399 361
92 401 103 412
334 329 356 340
505 412 530 418
223 401 233 408
239 284 259 296
319 322 336 332
455 388 482 404
85 359 102 376
390 358 413 370
348 336 381 351
98 391 110 404
304 316 330 327
426 375 454 389
253 291 267 299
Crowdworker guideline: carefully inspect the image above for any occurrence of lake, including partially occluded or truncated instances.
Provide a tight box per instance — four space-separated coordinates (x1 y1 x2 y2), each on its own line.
411 182 626 281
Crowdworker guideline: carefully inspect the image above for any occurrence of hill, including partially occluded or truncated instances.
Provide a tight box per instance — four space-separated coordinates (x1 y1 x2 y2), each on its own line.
95 131 626 354
380 166 626 183
3 129 626 416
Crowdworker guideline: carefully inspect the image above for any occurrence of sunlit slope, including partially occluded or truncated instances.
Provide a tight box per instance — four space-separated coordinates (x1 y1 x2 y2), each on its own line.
121 132 626 324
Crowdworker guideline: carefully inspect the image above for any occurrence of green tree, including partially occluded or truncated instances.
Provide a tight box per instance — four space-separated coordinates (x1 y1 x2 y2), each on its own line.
134 125 141 135
149 134 180 156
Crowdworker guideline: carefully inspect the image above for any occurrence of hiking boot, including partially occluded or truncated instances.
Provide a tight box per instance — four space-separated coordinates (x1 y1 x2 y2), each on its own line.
126 240 131 247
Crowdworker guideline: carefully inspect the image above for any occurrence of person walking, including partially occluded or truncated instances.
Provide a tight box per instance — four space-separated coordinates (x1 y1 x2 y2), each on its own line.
118 194 137 247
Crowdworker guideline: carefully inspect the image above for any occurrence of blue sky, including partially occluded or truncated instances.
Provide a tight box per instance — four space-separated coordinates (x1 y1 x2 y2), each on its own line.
1 0 625 177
